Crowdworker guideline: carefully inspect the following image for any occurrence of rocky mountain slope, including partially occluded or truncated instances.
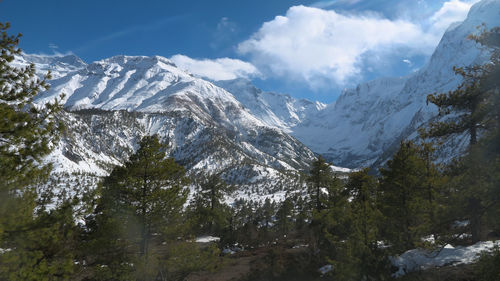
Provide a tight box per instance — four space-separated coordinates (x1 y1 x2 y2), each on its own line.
17 54 316 199
214 78 326 132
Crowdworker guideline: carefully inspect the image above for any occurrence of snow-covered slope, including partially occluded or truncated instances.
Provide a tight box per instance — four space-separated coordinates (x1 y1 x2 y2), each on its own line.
215 78 326 132
50 110 313 184
13 53 86 79
290 0 500 168
293 76 409 167
391 240 500 277
25 55 316 194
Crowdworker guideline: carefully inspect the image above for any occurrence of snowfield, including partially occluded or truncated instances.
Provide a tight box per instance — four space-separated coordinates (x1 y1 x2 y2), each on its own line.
391 240 500 277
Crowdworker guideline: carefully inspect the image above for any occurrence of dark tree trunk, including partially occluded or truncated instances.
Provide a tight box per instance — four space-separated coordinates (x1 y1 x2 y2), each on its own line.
470 125 477 146
316 184 321 212
469 198 482 243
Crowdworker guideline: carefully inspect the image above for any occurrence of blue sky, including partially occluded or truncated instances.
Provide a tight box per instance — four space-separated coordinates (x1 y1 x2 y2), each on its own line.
1 0 479 103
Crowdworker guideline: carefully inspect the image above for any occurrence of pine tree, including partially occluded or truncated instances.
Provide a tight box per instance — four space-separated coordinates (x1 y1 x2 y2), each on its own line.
188 174 230 236
415 142 448 243
0 22 76 281
346 169 379 244
307 156 333 212
444 152 493 243
0 200 80 281
378 141 432 253
239 201 260 247
344 168 388 280
311 173 351 278
470 26 500 129
254 198 276 243
0 23 63 195
225 198 251 246
0 21 62 236
469 27 500 157
423 27 500 243
306 155 350 259
275 197 294 238
424 27 499 148
424 65 490 146
261 197 275 229
467 27 500 241
82 135 189 280
294 195 310 235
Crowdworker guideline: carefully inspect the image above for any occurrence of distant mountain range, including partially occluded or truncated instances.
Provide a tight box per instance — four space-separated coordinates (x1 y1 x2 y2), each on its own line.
217 0 500 168
16 0 500 196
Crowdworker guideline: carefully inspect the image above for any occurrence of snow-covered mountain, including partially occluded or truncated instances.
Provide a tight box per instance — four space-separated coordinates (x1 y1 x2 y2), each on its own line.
292 76 410 167
215 78 326 132
14 53 86 79
288 0 500 168
210 1 500 169
22 0 500 190
36 55 276 133
17 54 317 197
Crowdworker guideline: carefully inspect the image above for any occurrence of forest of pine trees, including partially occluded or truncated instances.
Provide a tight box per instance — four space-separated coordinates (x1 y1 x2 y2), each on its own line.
1 22 499 281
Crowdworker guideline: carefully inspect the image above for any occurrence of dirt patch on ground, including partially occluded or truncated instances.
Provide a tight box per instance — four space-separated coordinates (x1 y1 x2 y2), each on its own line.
186 245 315 281
185 250 267 281
398 263 477 281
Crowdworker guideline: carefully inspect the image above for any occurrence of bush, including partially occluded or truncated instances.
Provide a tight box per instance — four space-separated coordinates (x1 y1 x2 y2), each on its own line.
474 246 500 281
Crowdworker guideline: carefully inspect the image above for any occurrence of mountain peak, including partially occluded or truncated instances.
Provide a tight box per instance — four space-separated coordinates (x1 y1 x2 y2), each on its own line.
468 0 500 25
20 53 86 66
15 53 86 79
100 55 176 68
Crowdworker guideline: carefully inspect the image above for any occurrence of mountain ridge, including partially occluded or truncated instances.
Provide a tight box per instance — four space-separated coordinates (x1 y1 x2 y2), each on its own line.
19 0 500 180
16 53 318 201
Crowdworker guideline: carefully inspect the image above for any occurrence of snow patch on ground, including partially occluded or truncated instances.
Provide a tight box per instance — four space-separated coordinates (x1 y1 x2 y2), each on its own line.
195 236 220 243
330 165 354 173
391 240 500 277
318 264 334 275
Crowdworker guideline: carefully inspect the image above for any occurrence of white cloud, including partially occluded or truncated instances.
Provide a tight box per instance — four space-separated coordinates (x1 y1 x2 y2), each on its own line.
170 54 261 81
237 0 477 89
429 0 479 33
238 6 432 86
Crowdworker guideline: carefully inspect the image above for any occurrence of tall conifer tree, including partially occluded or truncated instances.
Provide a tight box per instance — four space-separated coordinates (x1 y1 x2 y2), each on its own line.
0 22 75 281
83 135 189 280
424 27 500 243
307 156 332 212
345 168 388 280
378 141 430 253
188 174 230 236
